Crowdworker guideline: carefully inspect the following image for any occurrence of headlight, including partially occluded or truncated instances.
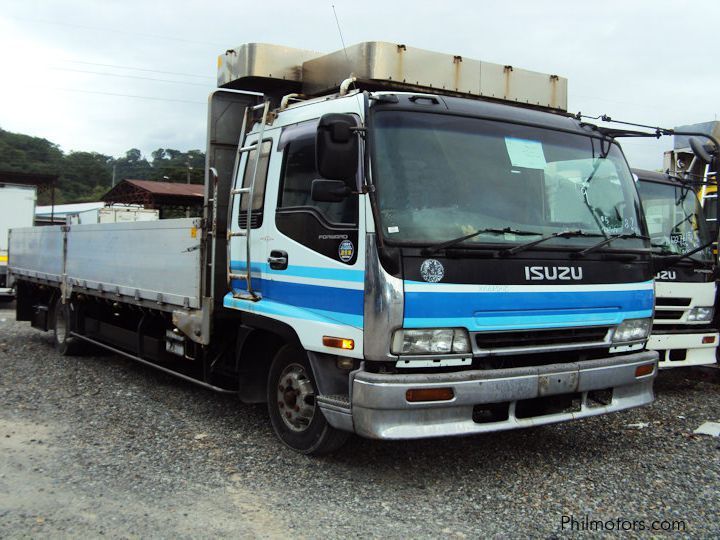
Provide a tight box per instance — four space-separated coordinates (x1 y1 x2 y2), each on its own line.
391 328 471 355
687 306 714 322
612 318 652 343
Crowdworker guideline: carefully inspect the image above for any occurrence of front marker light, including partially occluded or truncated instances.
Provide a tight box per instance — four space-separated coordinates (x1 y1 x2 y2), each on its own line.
687 306 714 322
392 328 471 355
612 318 652 343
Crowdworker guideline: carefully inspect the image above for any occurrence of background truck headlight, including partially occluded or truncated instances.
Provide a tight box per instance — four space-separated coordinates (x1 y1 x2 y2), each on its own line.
392 328 471 355
612 318 652 343
687 306 714 322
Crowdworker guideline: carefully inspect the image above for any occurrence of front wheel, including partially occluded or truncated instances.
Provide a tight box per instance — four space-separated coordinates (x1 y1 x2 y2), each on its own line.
267 345 350 455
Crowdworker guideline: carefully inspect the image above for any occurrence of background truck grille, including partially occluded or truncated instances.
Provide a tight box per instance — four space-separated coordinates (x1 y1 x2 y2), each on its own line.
654 310 685 320
474 326 610 350
655 297 691 307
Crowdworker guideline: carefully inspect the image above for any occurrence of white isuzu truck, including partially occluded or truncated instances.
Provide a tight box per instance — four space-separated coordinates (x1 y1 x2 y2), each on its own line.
8 43 658 454
0 182 36 300
634 169 718 367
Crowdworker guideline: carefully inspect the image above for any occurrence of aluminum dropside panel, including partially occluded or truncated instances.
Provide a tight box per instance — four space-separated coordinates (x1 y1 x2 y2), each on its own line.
7 225 64 283
64 219 202 309
302 42 568 111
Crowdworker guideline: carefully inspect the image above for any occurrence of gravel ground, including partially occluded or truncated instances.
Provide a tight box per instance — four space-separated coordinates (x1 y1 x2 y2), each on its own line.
1 302 719 539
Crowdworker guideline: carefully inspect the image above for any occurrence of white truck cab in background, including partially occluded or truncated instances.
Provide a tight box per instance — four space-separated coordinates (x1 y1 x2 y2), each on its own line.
0 183 36 300
635 169 718 368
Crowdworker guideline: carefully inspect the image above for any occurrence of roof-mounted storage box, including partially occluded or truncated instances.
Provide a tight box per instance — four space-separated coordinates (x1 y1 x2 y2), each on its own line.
218 41 568 111
302 42 567 111
217 43 322 96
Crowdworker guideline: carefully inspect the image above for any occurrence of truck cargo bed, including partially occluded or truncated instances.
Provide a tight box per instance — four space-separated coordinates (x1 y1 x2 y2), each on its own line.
9 218 203 310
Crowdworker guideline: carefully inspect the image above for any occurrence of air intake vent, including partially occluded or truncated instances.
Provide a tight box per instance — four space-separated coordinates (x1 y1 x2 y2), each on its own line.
238 212 262 229
475 326 610 350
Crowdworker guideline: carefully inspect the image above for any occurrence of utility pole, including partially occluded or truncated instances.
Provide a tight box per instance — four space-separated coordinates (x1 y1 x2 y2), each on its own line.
111 164 116 187
186 161 193 217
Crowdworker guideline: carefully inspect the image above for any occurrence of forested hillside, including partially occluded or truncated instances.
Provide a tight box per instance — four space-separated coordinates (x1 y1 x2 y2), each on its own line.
0 128 205 204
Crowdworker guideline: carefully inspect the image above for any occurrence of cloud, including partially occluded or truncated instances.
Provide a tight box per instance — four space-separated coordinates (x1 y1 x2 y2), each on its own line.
1 0 718 170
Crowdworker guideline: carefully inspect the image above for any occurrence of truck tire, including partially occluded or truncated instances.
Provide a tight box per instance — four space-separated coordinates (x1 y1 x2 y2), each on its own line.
53 301 81 356
267 344 350 455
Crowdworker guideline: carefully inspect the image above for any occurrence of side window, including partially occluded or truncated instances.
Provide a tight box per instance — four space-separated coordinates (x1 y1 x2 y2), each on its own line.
275 132 359 265
278 136 357 225
238 140 272 229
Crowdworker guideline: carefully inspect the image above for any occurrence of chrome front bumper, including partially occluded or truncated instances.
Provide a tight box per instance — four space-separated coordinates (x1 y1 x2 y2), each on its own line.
319 351 658 440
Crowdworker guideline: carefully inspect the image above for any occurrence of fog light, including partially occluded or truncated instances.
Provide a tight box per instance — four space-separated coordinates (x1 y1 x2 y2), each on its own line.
336 357 355 370
635 364 654 377
406 387 454 402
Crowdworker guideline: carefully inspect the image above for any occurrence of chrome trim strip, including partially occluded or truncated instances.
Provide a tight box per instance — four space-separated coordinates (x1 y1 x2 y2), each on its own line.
363 234 404 361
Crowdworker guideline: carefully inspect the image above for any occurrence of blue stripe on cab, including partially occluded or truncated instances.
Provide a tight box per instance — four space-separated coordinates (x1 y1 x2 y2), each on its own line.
404 286 654 331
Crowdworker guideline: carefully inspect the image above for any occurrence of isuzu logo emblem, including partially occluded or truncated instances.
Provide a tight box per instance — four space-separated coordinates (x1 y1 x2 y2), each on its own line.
420 259 444 283
524 266 583 281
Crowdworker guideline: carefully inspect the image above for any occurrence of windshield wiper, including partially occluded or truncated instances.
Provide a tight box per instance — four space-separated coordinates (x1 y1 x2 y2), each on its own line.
501 230 598 256
575 233 649 257
421 227 541 255
654 239 715 269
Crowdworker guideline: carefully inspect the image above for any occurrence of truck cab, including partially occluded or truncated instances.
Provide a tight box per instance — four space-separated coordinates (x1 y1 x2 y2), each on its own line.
634 169 718 367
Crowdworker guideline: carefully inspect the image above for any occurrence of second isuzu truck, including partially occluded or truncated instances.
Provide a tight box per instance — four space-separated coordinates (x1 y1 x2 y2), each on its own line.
635 169 718 367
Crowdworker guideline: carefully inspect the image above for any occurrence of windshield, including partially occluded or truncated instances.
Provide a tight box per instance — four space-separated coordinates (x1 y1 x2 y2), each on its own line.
637 179 713 261
371 111 646 249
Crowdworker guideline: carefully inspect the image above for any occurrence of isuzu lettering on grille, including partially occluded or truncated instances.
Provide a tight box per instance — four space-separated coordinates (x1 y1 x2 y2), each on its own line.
524 266 583 281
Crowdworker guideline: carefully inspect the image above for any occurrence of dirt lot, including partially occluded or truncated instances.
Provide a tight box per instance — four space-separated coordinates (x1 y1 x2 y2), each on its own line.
1 302 719 538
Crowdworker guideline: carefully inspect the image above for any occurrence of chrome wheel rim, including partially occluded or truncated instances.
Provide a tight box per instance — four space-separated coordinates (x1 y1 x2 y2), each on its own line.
276 363 316 432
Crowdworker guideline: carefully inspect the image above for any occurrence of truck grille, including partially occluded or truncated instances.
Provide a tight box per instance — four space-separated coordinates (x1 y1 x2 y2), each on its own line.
474 326 611 351
654 310 685 320
655 297 691 307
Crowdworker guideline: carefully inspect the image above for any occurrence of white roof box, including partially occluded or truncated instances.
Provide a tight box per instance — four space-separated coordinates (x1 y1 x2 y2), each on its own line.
218 42 568 111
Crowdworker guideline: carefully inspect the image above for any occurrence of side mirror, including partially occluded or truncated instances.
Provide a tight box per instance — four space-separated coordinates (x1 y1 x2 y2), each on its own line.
689 137 714 163
316 113 359 181
311 179 351 202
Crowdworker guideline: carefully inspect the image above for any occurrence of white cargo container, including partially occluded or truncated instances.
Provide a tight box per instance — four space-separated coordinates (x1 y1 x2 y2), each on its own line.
67 205 160 224
0 183 36 299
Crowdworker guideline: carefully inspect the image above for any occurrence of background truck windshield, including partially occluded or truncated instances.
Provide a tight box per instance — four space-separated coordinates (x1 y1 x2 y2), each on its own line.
637 179 713 261
372 111 645 248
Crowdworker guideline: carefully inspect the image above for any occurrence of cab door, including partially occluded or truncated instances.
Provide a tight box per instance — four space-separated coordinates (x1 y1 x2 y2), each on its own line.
259 119 365 356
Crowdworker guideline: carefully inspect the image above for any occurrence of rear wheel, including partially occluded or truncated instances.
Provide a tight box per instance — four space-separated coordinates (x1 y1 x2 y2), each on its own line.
267 344 349 454
53 301 81 356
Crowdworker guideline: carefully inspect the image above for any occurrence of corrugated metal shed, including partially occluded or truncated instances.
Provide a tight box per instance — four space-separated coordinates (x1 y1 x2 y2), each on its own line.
102 179 204 217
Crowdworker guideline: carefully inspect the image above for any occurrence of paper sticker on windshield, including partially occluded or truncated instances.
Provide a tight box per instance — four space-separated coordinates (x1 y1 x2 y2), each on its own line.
504 137 547 169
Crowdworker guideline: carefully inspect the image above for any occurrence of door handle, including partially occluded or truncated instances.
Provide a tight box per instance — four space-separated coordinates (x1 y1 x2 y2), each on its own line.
268 250 288 270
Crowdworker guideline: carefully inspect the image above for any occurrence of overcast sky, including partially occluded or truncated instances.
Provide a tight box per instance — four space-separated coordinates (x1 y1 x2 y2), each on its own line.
1 0 718 170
